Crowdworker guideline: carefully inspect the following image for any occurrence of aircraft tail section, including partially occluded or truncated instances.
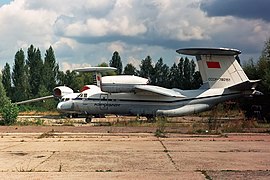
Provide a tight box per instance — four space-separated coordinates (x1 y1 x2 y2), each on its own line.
177 48 250 89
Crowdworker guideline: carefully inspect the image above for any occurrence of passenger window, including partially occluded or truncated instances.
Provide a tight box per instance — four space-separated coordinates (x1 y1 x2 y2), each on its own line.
83 94 87 98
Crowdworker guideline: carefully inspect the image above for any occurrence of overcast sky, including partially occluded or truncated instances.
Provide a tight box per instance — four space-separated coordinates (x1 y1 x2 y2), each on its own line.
0 0 269 71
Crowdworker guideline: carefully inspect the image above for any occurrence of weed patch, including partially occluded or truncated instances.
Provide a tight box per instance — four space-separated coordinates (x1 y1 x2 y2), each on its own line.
155 116 167 137
38 129 56 139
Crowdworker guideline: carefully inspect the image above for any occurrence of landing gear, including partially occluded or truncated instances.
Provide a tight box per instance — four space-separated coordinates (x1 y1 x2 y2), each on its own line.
85 114 104 123
66 113 78 118
146 115 156 123
85 116 92 123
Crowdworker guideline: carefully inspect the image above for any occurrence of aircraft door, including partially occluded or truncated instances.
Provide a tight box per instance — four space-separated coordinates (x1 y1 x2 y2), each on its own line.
99 94 108 110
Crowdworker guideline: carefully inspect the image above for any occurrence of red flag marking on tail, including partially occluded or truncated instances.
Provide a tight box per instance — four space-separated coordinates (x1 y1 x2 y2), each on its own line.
206 61 221 68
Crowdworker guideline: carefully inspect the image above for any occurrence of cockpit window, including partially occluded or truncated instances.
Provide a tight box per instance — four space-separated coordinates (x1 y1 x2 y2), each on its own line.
61 98 71 102
78 93 87 98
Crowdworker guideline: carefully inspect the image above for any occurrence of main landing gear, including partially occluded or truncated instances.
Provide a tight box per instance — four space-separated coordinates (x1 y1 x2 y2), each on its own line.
85 114 105 123
85 116 92 123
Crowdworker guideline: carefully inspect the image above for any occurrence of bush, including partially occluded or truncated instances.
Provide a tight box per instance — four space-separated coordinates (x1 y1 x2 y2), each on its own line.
2 101 19 125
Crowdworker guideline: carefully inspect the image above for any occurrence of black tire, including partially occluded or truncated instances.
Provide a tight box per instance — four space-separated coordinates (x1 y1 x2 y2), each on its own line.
85 117 92 123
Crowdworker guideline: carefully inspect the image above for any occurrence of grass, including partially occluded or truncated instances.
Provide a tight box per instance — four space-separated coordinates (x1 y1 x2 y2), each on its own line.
155 116 167 137
15 119 45 126
19 111 60 116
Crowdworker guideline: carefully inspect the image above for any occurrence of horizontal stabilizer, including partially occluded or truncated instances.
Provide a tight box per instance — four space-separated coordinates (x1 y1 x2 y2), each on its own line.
134 85 185 97
228 80 261 91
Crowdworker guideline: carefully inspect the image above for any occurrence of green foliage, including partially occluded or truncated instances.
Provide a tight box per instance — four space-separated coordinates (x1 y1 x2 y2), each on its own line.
139 55 154 81
43 46 58 91
110 51 122 74
168 62 179 88
0 75 19 125
1 63 12 98
2 101 19 125
0 75 10 112
123 63 138 75
155 116 167 137
168 58 202 89
153 58 170 87
26 45 44 97
243 38 270 94
12 49 30 101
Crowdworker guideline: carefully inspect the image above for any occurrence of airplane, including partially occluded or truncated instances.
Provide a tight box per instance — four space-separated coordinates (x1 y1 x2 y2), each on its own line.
53 47 260 123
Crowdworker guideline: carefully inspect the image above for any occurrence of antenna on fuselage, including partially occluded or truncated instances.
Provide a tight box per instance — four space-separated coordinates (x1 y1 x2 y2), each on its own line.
74 67 117 88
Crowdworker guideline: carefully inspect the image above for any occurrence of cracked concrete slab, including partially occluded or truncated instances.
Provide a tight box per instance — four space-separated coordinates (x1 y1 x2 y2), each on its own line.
0 132 269 179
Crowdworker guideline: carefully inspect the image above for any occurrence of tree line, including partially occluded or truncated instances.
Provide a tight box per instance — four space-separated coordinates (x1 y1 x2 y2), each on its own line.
111 51 202 89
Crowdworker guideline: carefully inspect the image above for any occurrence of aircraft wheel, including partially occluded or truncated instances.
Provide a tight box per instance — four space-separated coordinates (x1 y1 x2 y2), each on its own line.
85 117 92 123
146 115 156 123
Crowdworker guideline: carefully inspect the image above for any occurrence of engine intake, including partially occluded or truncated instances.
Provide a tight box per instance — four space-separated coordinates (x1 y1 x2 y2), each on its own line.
53 86 73 98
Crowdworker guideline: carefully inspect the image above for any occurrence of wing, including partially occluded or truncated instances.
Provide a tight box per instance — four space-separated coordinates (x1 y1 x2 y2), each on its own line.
134 85 185 98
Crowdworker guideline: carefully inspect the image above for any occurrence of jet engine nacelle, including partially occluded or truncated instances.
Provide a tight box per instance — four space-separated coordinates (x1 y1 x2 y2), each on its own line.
101 75 149 93
53 86 74 98
157 104 211 116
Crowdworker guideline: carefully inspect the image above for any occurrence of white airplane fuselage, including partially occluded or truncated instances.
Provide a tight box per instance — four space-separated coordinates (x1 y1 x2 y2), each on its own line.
57 86 242 117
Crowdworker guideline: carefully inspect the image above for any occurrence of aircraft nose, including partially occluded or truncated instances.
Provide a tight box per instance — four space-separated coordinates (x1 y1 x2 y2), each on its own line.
57 101 74 112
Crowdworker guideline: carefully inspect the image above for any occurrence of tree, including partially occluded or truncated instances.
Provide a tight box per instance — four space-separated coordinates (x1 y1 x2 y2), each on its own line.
243 58 259 80
182 57 192 89
65 70 84 91
43 46 59 92
2 101 19 125
153 58 170 87
257 38 270 93
12 49 29 101
0 74 18 125
0 75 9 111
1 63 12 98
169 62 179 88
26 45 44 97
139 56 154 83
192 71 203 89
109 51 122 74
123 63 138 75
178 57 184 88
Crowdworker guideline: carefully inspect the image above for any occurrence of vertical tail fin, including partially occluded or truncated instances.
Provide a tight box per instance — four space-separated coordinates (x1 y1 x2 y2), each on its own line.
177 48 249 89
